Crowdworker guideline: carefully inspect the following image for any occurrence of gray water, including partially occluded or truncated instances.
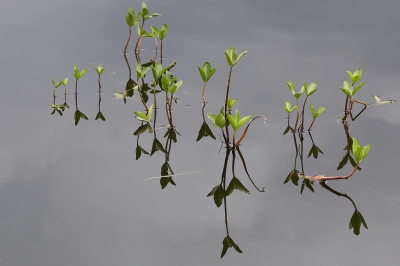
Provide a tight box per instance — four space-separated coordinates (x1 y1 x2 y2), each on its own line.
1 0 400 265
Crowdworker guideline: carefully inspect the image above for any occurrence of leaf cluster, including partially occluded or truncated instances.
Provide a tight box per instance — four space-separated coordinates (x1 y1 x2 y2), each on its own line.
352 138 371 163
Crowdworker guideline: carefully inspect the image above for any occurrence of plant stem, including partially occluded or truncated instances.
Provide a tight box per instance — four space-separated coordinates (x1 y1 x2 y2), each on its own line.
202 83 207 104
224 67 233 144
302 163 360 181
98 74 101 93
235 115 267 146
75 80 78 95
236 147 265 192
293 98 300 132
123 27 132 53
308 118 316 131
160 40 163 64
137 77 148 111
300 95 309 132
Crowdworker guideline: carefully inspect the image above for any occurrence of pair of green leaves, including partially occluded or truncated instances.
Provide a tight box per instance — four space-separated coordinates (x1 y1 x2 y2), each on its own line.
287 81 318 98
340 80 365 98
352 138 371 163
227 97 237 110
140 2 161 21
207 177 250 207
152 62 168 81
95 65 105 75
198 62 217 83
196 122 216 141
347 68 362 84
208 107 226 129
284 101 297 114
74 65 88 81
227 110 252 132
349 210 368 235
221 236 242 258
95 112 105 121
126 7 141 28
134 104 154 123
74 110 88 125
309 104 325 119
225 47 247 68
161 71 183 94
151 24 168 41
51 79 62 89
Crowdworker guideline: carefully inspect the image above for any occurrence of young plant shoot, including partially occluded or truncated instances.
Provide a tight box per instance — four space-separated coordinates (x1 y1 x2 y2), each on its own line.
134 2 161 54
286 81 304 132
51 79 62 97
62 78 69 95
73 65 88 95
301 138 371 181
124 7 141 53
136 62 151 110
284 101 296 119
95 65 105 92
151 61 168 109
308 104 325 131
198 62 217 103
134 104 154 123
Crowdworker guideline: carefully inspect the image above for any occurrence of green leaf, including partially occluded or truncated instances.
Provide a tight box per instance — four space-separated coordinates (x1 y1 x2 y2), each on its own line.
51 79 62 88
62 77 69 87
227 97 238 110
197 66 206 83
284 170 299 185
196 122 216 141
135 145 149 160
151 62 168 81
141 2 149 17
207 113 217 127
308 144 324 159
95 65 105 75
224 47 247 67
352 82 365 96
150 137 166 156
215 113 226 129
237 115 252 129
287 80 296 95
169 80 183 95
305 82 318 96
226 177 250 195
349 210 368 235
352 138 371 163
337 154 349 170
126 7 135 28
207 184 220 197
284 101 296 113
213 185 225 207
147 104 154 121
95 112 105 121
221 236 242 258
134 124 149 136
134 111 149 122
283 125 293 135
159 24 168 40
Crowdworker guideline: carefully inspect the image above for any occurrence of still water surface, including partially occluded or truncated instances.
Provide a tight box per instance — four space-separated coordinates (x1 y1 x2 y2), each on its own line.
1 0 400 265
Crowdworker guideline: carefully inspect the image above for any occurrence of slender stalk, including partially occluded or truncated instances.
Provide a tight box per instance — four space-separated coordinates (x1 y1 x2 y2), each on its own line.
302 163 359 181
160 40 163 64
293 98 300 132
319 182 357 210
308 118 316 131
137 76 148 111
135 20 145 54
98 74 101 93
235 115 266 146
123 28 132 54
224 67 233 143
236 147 265 192
75 80 78 95
201 83 207 104
53 88 56 97
153 36 158 59
300 95 309 132
153 82 158 109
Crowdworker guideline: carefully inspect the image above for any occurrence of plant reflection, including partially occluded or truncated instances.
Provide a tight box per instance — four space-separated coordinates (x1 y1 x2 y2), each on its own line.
74 94 88 126
320 182 368 235
207 147 264 258
284 129 368 235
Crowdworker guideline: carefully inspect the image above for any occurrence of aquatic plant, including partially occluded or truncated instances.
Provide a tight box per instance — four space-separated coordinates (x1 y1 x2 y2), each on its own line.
136 62 151 110
308 104 325 131
134 2 161 54
73 65 88 95
124 7 141 53
198 62 217 103
51 79 62 97
204 47 265 148
134 104 154 123
61 78 69 95
95 65 105 93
